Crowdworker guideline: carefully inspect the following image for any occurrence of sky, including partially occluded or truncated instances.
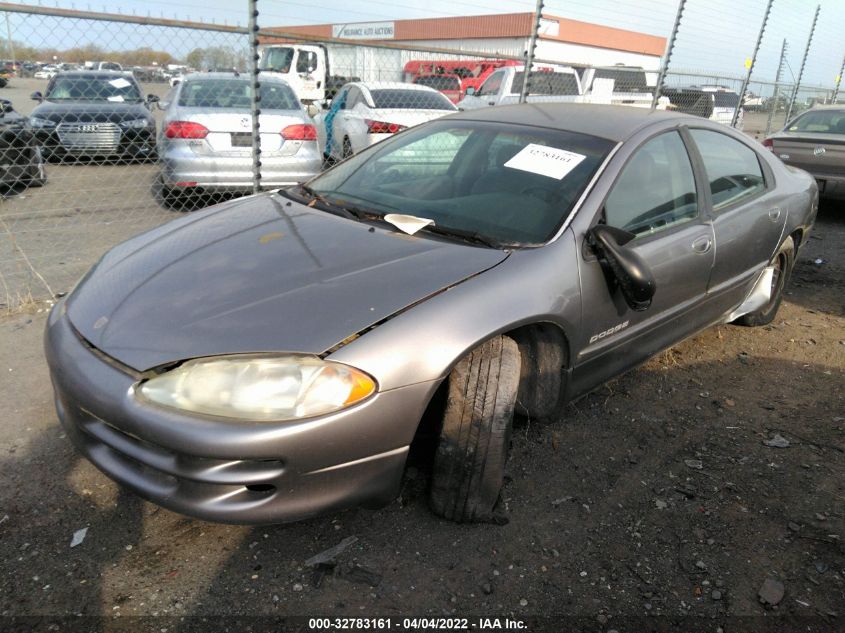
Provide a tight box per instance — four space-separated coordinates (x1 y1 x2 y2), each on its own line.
3 0 844 91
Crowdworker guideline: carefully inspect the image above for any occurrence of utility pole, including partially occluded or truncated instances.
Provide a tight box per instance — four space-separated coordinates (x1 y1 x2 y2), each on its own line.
4 11 15 68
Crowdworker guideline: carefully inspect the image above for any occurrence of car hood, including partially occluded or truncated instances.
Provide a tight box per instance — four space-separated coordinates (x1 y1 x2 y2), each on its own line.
67 193 508 372
31 100 152 123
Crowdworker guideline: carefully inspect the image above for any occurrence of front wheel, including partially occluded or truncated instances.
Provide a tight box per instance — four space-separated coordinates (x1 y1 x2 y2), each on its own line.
734 236 794 327
429 335 521 523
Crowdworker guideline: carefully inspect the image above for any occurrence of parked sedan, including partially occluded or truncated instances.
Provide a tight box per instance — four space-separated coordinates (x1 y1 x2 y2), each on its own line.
763 105 845 198
157 73 321 204
316 81 457 162
0 99 46 189
29 71 158 161
45 104 816 525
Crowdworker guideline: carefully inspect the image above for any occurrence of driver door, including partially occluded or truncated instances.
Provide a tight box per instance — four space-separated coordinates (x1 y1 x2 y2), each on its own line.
570 129 716 397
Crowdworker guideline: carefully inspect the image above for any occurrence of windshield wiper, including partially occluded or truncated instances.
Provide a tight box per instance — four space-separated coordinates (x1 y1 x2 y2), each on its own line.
420 224 504 249
283 184 361 221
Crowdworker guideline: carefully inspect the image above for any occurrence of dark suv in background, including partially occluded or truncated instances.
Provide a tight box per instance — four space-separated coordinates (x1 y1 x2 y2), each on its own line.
29 70 158 161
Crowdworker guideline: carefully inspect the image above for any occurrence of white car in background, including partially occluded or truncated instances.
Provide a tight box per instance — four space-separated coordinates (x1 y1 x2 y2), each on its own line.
34 65 58 80
315 82 457 162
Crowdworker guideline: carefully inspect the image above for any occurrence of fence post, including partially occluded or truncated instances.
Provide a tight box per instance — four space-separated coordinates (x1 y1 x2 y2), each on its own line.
764 39 788 137
785 4 820 123
248 0 261 195
4 12 15 66
732 0 773 128
519 0 544 104
651 0 686 109
833 53 845 104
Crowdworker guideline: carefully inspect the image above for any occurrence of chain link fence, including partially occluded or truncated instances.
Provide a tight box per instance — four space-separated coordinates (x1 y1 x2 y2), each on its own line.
0 0 842 309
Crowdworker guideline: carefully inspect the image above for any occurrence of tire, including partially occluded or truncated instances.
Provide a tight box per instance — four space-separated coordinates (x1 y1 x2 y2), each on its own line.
341 137 353 159
26 147 47 187
734 236 794 327
429 335 521 523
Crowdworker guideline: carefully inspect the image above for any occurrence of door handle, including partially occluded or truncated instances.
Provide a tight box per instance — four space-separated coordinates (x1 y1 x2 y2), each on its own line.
691 236 712 254
768 207 782 222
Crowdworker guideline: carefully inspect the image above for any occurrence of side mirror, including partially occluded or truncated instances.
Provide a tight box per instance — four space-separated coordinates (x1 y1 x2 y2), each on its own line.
586 224 656 311
31 91 43 102
465 86 476 96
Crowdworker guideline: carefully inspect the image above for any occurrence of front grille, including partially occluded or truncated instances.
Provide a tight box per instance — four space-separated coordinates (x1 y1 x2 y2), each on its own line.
57 122 121 153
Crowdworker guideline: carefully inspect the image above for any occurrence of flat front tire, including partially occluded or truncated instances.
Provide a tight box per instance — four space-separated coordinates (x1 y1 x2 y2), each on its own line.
429 335 521 523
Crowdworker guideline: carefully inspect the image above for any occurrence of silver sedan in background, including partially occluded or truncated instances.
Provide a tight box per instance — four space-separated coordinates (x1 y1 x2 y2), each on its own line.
157 72 321 205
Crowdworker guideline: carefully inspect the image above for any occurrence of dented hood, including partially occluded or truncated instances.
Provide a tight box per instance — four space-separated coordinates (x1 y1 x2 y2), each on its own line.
67 194 508 371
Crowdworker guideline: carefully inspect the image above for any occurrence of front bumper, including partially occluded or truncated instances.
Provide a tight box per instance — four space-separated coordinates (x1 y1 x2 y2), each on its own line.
44 303 436 524
34 127 155 158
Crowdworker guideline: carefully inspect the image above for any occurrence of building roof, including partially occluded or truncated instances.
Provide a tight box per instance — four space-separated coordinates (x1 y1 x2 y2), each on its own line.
264 13 666 57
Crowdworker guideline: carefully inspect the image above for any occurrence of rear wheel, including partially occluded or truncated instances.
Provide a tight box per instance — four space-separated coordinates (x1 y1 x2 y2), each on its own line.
734 236 794 327
429 336 521 523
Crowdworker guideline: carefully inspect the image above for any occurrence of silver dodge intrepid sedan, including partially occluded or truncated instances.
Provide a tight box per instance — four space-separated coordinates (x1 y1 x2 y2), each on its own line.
45 104 818 524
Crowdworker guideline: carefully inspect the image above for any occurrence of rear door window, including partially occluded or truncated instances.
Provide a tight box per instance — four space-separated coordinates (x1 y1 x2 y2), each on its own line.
604 131 699 237
689 129 766 211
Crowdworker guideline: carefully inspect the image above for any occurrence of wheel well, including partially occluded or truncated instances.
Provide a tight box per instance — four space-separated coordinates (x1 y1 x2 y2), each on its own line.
407 323 570 467
505 323 570 420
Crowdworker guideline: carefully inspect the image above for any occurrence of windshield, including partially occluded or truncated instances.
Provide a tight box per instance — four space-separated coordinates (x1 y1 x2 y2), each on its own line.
712 92 739 108
178 79 299 110
510 71 579 96
370 89 457 110
591 68 648 93
46 76 142 103
788 109 845 134
303 120 614 246
414 76 461 91
260 47 294 73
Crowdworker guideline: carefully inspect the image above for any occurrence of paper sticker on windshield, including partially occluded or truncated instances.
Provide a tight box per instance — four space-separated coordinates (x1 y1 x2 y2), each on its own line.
108 78 131 89
504 144 586 180
107 96 125 102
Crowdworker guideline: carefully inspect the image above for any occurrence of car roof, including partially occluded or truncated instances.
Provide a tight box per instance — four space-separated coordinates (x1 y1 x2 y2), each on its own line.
181 72 288 84
449 103 693 142
54 70 133 78
352 81 441 92
800 105 845 112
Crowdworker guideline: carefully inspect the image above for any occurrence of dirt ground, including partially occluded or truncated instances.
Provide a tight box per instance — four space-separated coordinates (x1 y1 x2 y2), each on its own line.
0 202 842 632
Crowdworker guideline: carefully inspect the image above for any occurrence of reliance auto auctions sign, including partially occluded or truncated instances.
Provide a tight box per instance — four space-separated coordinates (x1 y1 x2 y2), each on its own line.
332 22 395 40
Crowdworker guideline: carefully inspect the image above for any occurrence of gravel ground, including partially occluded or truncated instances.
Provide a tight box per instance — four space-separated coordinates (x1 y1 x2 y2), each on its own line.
0 202 842 632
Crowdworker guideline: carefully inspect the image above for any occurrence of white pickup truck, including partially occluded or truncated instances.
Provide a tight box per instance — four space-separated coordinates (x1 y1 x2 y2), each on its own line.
456 64 582 110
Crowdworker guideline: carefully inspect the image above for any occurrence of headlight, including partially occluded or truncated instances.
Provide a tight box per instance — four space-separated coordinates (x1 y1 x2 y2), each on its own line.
30 116 56 128
119 118 152 129
137 355 376 421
